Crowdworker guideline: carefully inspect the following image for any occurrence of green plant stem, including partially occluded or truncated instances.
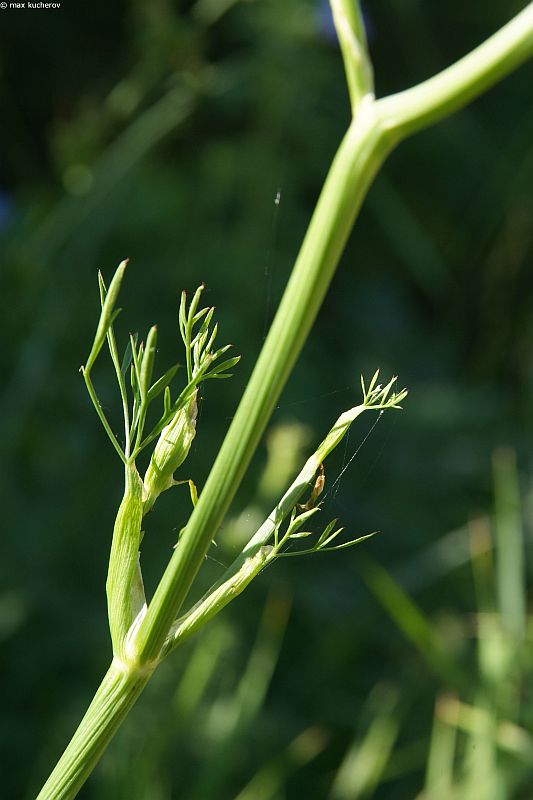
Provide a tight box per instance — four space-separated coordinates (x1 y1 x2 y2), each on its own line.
135 103 392 664
80 367 127 464
106 464 145 660
162 401 378 657
135 4 533 667
167 545 273 649
36 662 153 800
379 3 533 141
329 0 374 114
37 6 533 798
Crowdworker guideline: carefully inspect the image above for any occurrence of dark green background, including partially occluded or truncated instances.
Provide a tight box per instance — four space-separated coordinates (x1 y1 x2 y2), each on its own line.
1 1 533 797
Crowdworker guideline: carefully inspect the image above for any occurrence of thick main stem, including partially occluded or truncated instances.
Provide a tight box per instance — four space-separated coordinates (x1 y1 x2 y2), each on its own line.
36 662 152 800
135 4 533 668
135 101 392 663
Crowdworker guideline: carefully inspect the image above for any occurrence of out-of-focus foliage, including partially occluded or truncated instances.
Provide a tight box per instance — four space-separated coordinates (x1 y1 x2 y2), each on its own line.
1 1 533 798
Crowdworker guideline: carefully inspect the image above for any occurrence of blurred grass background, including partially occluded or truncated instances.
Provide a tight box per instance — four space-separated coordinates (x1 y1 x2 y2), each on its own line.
1 1 533 797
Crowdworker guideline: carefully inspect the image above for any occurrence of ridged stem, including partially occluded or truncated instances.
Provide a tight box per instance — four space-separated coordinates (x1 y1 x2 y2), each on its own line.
135 4 533 667
36 661 153 800
135 101 392 664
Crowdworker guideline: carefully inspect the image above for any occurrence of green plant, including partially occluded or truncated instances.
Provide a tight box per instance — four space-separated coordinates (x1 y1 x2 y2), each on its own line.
35 3 533 798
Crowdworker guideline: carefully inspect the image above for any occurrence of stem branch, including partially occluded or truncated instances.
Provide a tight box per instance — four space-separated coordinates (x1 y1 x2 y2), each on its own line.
329 0 374 114
378 4 533 141
135 106 392 664
134 2 533 666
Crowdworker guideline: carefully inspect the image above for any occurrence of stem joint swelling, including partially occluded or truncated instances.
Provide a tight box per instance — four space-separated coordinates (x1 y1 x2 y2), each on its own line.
110 655 158 680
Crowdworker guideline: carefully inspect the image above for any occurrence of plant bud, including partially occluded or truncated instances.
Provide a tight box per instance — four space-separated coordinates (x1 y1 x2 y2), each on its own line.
143 390 198 514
